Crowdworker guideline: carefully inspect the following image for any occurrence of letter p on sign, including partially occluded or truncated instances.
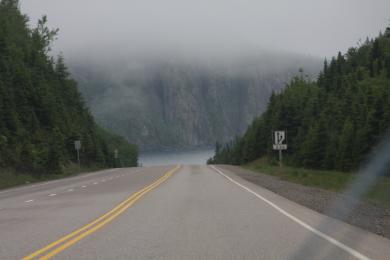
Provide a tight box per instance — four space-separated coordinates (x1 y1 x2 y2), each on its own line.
273 131 287 150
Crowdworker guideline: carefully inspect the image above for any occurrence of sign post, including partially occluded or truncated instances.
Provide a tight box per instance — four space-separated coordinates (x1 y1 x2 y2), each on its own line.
273 131 287 166
114 148 119 168
74 140 81 167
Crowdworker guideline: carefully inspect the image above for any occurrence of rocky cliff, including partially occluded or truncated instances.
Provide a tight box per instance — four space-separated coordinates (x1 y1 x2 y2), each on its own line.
69 53 320 150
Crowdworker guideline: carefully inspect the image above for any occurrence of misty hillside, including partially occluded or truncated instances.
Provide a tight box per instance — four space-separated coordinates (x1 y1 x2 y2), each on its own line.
209 28 390 171
69 54 321 150
0 1 137 176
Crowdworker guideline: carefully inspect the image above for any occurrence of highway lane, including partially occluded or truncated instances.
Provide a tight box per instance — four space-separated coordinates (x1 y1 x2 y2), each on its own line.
0 166 172 259
0 165 389 259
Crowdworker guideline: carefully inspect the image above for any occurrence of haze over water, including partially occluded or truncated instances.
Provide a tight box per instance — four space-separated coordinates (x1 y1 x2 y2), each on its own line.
139 147 214 166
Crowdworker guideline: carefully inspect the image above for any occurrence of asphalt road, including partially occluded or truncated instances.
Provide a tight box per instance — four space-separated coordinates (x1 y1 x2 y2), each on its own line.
0 165 389 259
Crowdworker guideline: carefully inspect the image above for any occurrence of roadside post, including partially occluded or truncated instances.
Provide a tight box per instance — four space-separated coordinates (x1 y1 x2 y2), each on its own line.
114 148 119 168
273 131 287 166
74 140 81 168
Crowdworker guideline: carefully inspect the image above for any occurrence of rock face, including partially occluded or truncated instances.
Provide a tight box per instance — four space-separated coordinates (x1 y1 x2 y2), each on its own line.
70 54 320 150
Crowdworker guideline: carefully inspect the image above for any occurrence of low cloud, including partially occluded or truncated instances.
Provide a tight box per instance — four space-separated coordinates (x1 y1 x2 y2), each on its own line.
21 0 390 59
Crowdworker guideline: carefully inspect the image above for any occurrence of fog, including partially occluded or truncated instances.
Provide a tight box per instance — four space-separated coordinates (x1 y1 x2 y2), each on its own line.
21 0 390 60
19 0 389 152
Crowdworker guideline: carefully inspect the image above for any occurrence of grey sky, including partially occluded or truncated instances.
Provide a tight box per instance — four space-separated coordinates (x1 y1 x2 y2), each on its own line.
21 0 390 59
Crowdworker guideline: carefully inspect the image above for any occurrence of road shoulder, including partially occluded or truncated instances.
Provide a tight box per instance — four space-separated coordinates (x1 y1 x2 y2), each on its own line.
217 164 390 239
213 165 390 260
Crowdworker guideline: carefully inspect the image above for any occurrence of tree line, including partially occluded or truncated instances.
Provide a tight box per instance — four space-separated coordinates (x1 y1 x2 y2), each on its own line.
0 0 137 176
209 27 390 172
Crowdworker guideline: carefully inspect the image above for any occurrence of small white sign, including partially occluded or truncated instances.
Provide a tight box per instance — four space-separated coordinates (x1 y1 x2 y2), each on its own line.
74 140 81 150
273 131 287 150
273 144 287 150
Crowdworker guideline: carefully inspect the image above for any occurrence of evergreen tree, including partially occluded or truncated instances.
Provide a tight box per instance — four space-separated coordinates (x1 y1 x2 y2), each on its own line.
0 0 138 176
209 28 390 172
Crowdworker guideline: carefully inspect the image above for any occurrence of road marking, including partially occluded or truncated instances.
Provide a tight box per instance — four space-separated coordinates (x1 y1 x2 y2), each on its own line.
93 182 98 185
25 200 34 203
210 166 370 260
67 189 74 192
0 182 50 195
81 186 87 188
23 165 181 260
0 168 144 196
48 194 56 197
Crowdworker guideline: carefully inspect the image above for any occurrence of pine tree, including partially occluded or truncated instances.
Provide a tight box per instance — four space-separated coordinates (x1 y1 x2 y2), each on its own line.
0 1 138 176
210 27 390 172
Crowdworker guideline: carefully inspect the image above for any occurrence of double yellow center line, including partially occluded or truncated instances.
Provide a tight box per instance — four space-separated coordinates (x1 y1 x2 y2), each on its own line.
23 165 181 260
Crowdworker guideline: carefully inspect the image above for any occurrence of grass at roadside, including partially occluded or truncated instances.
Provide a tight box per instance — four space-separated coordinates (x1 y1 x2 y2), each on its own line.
244 157 390 209
0 163 106 190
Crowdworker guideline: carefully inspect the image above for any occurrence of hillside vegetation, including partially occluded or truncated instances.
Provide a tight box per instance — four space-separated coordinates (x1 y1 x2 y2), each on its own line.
209 29 390 172
0 0 137 179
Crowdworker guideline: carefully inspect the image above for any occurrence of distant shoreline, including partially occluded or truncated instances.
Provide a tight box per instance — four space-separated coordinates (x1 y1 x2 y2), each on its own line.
140 145 214 154
139 147 214 166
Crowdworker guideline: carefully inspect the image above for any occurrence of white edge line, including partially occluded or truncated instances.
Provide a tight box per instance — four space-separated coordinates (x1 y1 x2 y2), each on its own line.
0 168 132 195
25 200 34 203
210 165 370 260
48 193 56 197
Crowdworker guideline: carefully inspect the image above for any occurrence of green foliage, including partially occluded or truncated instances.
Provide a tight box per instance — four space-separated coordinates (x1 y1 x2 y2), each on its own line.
97 127 138 168
209 29 390 172
0 1 138 177
245 157 390 208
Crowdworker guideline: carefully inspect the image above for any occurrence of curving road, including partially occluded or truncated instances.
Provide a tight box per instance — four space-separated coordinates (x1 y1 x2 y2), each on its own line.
0 165 389 259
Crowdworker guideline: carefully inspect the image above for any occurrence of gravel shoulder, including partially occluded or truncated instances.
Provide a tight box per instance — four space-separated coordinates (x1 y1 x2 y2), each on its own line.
219 165 390 239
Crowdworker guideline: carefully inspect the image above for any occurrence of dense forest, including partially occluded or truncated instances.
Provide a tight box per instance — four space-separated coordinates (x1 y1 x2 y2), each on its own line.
0 0 137 176
209 28 390 171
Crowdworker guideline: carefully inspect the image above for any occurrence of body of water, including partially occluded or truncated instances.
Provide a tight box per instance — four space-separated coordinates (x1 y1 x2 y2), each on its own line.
139 147 214 166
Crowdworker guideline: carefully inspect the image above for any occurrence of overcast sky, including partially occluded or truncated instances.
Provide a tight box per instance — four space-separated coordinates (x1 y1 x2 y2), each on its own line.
21 0 390 59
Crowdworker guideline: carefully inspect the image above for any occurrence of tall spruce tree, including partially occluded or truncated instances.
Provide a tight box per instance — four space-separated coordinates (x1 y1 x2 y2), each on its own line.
0 0 138 175
209 28 390 172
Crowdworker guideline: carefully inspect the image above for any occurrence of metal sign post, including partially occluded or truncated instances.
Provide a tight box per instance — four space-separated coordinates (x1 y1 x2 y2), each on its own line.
114 149 119 168
74 140 81 167
279 149 282 167
273 131 287 166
